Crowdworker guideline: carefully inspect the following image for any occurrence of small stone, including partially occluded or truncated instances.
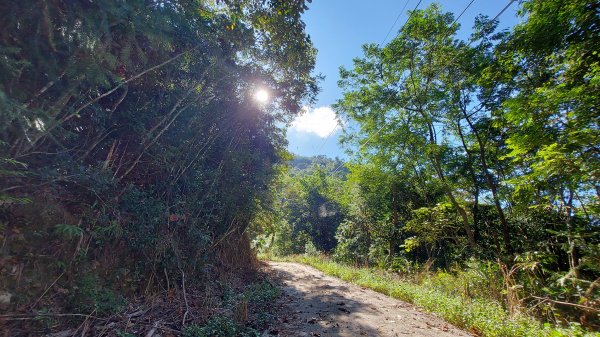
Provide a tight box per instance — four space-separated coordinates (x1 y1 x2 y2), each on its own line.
0 292 12 309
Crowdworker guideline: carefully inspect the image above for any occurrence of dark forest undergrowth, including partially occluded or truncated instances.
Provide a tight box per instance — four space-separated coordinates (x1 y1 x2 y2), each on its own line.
0 0 317 335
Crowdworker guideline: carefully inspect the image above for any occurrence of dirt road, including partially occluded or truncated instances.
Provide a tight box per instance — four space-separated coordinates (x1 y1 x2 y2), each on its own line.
266 262 472 337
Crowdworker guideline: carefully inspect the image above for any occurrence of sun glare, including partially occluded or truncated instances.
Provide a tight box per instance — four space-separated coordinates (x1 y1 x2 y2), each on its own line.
254 89 270 103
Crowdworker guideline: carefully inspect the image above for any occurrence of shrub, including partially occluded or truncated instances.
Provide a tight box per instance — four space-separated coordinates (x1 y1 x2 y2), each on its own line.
70 275 125 316
182 316 260 337
243 281 280 304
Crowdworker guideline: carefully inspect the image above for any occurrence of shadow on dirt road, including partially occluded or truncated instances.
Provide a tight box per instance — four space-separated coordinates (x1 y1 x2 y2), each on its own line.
266 262 472 337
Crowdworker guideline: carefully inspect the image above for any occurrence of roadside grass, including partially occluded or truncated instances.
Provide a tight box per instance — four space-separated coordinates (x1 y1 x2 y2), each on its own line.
261 254 598 337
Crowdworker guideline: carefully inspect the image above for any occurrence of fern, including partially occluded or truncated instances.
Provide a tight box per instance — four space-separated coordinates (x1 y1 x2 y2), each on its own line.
54 223 83 240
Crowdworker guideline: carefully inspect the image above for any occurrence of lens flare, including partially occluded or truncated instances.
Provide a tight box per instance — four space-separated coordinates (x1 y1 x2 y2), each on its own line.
255 89 269 103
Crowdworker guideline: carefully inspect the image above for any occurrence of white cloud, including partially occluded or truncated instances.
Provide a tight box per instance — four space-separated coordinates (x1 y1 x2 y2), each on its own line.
291 106 339 138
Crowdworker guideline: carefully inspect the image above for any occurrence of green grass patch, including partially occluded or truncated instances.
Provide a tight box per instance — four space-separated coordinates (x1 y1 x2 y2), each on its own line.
263 254 598 337
182 316 260 337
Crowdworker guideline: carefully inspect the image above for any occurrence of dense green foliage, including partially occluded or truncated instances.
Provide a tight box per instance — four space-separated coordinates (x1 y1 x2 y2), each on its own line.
0 0 316 333
252 156 346 254
259 0 599 333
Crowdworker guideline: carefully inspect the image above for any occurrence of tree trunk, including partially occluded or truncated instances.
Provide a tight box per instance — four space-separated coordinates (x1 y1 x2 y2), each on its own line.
456 119 480 230
389 182 400 261
429 144 476 249
423 116 476 249
566 189 580 279
462 112 511 254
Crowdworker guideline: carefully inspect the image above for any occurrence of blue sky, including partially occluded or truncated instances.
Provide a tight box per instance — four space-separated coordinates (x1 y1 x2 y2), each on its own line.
286 0 522 159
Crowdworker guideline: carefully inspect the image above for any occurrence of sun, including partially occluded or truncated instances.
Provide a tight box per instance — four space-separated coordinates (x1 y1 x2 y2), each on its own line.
254 89 270 103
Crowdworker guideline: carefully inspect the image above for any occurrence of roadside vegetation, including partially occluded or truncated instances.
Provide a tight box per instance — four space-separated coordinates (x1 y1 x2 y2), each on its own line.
0 0 315 335
263 253 598 337
181 281 282 337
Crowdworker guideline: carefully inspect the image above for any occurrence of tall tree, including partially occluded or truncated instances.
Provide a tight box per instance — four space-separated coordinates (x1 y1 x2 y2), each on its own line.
336 4 477 248
493 0 599 277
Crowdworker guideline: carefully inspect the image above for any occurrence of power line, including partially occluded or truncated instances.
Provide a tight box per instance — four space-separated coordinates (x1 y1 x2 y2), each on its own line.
451 0 477 26
382 0 477 124
326 0 517 179
316 0 420 153
397 0 424 38
490 0 517 23
314 123 339 153
380 0 411 46
326 0 425 177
